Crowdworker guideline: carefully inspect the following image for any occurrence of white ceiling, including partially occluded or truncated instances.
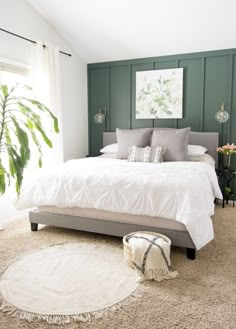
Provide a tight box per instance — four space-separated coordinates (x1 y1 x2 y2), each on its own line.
27 0 236 63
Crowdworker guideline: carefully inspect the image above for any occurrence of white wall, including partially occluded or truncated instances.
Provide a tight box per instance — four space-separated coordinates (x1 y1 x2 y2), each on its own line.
0 0 88 224
27 0 236 63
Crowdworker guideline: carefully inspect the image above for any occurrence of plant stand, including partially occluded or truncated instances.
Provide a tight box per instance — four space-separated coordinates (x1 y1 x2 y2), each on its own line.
218 169 236 208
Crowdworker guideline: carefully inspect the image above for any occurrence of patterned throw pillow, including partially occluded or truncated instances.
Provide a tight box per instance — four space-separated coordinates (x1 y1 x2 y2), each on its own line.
128 145 166 163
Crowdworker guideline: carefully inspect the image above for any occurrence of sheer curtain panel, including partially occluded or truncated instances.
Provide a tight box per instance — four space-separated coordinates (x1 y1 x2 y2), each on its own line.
32 41 63 166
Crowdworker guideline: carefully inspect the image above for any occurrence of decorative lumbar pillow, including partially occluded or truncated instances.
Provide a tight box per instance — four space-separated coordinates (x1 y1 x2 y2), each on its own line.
188 144 208 156
151 127 191 161
100 143 118 154
128 145 166 163
116 128 153 159
128 145 150 163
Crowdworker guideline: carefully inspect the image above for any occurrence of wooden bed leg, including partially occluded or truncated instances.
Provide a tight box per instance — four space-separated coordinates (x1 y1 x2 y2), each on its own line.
186 248 196 260
31 223 38 231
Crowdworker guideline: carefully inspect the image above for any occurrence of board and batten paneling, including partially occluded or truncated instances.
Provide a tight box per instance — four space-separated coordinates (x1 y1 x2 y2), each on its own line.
88 67 108 155
204 56 230 135
109 65 130 131
88 49 236 157
177 58 203 131
231 54 236 170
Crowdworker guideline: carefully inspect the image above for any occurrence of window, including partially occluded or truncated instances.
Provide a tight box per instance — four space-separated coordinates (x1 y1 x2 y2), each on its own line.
0 57 59 173
0 58 31 76
0 59 33 223
0 58 38 171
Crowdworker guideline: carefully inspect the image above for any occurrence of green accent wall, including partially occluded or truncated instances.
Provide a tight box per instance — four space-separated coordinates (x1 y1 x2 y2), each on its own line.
88 48 236 169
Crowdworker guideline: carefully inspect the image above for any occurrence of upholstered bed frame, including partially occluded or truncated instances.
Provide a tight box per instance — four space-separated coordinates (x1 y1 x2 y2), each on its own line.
29 131 219 260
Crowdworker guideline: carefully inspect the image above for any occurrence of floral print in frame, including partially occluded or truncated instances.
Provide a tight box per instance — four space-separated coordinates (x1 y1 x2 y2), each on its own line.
136 68 183 119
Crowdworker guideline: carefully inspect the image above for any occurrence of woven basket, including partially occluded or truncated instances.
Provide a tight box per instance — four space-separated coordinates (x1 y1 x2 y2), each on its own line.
123 231 171 269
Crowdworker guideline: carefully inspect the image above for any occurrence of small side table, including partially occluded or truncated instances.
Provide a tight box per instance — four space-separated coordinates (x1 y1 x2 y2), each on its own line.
218 169 236 208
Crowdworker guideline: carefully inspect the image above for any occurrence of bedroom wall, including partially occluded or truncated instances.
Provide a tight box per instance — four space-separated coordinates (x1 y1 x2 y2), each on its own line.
88 48 236 170
0 0 88 224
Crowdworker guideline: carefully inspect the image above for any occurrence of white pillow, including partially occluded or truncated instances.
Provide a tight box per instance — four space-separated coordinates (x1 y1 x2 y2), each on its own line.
100 153 117 159
101 144 208 157
188 145 207 156
100 143 118 154
188 154 215 168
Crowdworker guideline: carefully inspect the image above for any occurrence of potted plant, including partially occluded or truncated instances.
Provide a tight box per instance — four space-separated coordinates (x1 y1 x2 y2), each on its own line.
216 143 236 169
0 84 59 196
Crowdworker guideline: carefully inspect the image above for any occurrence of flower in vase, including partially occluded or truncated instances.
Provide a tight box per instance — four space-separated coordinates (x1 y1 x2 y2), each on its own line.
216 143 236 155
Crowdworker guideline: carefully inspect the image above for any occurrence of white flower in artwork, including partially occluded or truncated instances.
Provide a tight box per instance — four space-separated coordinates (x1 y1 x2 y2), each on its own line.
136 68 183 119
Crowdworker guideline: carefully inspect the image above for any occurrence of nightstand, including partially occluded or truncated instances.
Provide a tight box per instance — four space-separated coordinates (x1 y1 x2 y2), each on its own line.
86 154 99 157
218 169 236 208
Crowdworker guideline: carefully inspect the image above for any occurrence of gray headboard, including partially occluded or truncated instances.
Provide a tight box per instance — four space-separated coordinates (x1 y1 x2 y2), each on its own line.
103 131 219 166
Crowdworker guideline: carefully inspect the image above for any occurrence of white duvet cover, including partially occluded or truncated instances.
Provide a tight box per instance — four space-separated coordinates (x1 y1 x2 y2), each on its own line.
17 158 222 250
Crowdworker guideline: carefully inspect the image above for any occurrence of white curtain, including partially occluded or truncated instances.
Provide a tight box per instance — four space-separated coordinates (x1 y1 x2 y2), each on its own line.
32 41 63 166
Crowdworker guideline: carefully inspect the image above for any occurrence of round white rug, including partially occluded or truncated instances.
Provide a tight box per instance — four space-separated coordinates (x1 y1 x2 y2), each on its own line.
0 243 139 324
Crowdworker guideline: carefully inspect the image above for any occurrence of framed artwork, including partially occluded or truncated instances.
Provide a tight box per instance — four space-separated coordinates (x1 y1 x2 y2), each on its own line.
136 68 183 119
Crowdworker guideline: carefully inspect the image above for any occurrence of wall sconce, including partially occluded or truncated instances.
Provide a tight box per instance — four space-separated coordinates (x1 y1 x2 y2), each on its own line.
215 104 230 164
215 103 229 123
94 107 106 124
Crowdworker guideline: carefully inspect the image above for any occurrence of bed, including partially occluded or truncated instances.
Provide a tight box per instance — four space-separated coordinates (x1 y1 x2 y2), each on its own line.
19 130 222 260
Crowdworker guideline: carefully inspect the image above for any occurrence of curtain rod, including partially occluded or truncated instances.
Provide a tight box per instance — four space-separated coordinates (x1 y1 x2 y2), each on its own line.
0 28 72 57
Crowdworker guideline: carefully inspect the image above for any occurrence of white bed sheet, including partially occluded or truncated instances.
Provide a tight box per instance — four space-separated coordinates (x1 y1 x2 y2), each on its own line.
17 158 222 250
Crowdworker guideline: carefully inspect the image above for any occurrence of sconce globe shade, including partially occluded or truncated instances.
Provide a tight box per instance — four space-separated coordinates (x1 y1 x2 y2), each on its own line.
215 110 229 123
94 112 105 124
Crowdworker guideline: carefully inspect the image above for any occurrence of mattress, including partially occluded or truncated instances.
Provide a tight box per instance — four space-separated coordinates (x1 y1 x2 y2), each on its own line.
38 206 187 232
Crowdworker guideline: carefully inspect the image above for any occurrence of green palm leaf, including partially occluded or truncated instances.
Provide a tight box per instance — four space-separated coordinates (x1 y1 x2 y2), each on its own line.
0 83 59 195
0 161 6 195
23 98 59 133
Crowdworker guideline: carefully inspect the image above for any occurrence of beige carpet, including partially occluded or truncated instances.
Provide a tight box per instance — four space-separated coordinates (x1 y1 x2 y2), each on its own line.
0 205 235 329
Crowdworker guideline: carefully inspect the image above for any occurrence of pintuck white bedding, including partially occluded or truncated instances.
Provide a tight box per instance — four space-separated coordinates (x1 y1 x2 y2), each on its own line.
17 157 222 250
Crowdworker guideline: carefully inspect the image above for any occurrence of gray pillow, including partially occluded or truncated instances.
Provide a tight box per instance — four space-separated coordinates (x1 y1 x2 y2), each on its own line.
116 128 153 159
151 127 191 161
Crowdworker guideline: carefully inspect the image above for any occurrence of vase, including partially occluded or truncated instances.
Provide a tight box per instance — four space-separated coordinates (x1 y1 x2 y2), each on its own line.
223 154 231 169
